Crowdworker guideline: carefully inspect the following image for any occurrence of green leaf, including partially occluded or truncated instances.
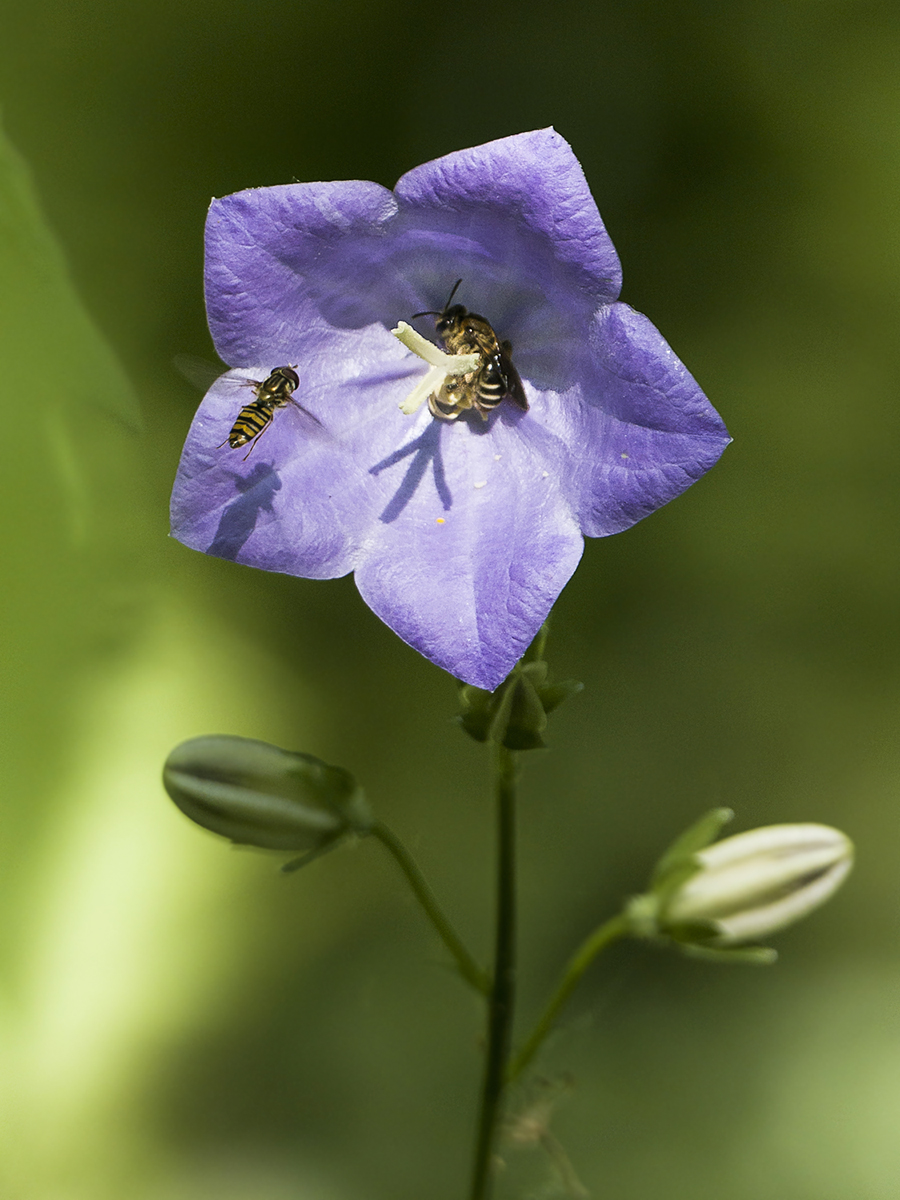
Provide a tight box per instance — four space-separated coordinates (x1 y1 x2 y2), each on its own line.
0 120 151 884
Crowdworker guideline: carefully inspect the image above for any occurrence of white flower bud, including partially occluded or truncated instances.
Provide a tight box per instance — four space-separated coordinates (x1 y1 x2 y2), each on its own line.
661 823 853 945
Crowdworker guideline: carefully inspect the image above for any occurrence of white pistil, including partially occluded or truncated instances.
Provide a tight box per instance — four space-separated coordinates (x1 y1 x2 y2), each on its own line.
392 321 481 415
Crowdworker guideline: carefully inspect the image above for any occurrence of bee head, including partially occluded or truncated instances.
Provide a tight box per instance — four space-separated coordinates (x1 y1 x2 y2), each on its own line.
436 304 468 335
412 278 465 330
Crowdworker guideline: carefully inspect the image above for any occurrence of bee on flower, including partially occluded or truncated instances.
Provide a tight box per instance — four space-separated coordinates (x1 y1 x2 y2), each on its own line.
171 129 730 689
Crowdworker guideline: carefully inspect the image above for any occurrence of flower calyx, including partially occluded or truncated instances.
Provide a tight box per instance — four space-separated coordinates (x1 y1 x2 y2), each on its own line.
163 735 373 871
456 624 583 750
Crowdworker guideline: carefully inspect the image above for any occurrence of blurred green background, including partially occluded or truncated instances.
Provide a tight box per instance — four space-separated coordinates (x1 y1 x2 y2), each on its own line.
2 1 898 1196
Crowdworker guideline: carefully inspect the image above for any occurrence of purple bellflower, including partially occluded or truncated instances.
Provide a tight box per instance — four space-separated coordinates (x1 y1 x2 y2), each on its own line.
171 129 729 690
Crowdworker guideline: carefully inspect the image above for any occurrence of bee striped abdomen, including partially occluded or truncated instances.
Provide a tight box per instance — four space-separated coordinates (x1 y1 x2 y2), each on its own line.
475 353 509 410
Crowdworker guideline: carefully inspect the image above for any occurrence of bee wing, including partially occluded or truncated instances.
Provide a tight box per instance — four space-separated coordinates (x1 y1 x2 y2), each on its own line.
499 341 529 411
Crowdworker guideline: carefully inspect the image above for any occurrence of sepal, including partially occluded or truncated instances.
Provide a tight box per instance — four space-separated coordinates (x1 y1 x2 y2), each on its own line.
456 624 582 750
650 807 734 891
457 683 500 744
679 943 778 965
536 678 585 715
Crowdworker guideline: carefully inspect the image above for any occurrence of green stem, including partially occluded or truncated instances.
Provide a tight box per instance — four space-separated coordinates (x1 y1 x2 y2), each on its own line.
469 743 518 1200
370 820 490 996
508 913 630 1082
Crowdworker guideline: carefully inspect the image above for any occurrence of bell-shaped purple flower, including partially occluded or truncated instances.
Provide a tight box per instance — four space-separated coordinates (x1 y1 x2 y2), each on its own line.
171 129 729 689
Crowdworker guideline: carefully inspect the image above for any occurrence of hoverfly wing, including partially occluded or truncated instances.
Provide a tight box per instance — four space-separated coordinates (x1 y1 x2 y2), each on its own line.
286 396 324 428
172 353 231 391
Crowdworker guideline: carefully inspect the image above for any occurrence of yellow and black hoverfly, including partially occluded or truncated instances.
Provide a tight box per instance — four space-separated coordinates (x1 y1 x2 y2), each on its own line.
219 365 310 458
413 280 529 421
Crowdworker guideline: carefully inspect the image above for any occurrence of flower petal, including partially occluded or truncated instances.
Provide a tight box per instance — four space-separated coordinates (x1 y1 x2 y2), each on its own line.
204 179 400 365
546 303 731 536
355 411 583 690
394 129 622 309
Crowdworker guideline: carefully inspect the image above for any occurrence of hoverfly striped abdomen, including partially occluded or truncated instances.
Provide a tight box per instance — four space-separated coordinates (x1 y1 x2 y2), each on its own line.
226 401 277 449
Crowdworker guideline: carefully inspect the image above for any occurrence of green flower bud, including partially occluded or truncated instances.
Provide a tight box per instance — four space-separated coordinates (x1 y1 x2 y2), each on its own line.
163 736 372 861
659 822 853 945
